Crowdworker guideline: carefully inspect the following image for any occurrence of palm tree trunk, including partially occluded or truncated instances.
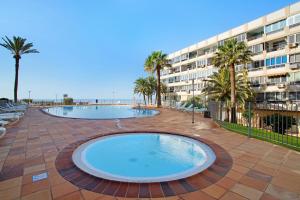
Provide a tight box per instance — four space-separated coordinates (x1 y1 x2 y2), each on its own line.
143 95 146 105
226 107 230 122
156 68 161 107
230 64 237 123
14 56 20 103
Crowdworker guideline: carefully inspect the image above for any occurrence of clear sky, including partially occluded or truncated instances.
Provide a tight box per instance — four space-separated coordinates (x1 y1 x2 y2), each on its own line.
0 0 298 100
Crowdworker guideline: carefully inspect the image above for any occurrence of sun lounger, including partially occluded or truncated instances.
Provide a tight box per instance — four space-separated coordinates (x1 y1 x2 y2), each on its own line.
177 102 187 110
0 127 6 138
5 103 27 111
0 113 22 121
183 104 194 112
0 120 9 126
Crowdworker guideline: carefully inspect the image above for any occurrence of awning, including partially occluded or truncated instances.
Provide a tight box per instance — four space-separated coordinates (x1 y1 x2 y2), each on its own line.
267 72 288 77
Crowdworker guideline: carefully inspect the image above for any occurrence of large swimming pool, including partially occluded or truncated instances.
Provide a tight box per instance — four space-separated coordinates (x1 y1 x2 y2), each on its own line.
72 133 216 182
43 105 158 119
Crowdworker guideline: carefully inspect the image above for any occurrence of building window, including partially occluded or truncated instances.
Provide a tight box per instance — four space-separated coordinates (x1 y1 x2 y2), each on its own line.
287 13 300 27
173 56 180 63
266 55 287 68
181 54 188 61
265 20 286 35
288 33 300 44
289 53 300 63
189 51 197 59
234 33 247 42
289 92 297 100
249 43 263 54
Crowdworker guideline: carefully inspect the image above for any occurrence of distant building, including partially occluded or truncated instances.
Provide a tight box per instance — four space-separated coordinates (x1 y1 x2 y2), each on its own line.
162 2 300 103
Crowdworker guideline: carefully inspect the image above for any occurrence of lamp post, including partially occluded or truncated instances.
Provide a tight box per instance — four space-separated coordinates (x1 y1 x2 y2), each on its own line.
28 90 31 105
192 78 195 123
186 77 195 123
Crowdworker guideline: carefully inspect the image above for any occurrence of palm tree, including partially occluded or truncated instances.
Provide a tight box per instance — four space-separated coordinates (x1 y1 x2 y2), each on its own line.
134 77 148 105
1 36 39 103
212 38 252 123
145 76 156 105
144 51 171 107
202 68 253 121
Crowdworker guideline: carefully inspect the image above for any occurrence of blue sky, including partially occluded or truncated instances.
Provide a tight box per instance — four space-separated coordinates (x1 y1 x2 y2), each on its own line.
0 0 297 99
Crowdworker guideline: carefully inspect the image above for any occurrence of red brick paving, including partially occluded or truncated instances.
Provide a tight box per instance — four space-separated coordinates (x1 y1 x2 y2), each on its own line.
0 107 299 200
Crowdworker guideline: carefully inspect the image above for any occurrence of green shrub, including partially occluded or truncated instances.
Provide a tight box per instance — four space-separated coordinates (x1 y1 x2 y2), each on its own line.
22 99 33 103
63 98 74 105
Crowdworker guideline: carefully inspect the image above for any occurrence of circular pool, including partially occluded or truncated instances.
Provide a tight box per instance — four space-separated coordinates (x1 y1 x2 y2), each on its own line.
72 133 216 182
43 105 158 119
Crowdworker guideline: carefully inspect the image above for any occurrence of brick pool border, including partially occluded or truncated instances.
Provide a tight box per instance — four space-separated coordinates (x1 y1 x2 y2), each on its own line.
55 131 233 198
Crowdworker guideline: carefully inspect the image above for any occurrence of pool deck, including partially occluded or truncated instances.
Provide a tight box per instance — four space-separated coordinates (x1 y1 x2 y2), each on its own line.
0 108 300 200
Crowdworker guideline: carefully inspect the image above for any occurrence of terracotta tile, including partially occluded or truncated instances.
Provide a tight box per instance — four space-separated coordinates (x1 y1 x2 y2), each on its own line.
0 176 22 191
0 185 21 200
216 177 236 190
239 175 268 191
125 183 139 198
260 193 280 200
226 170 243 181
51 182 78 199
21 189 51 200
21 179 50 196
149 183 163 198
265 184 299 200
220 191 248 200
231 183 263 200
180 190 216 200
81 189 103 200
202 184 227 199
55 191 83 200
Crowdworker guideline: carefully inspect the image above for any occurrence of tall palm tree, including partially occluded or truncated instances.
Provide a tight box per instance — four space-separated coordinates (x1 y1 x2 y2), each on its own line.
1 36 39 102
145 76 156 105
212 38 252 123
202 68 253 121
134 77 148 105
144 51 171 107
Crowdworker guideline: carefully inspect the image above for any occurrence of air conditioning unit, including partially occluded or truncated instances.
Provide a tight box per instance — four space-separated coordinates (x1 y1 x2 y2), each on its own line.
290 63 300 69
277 83 286 89
288 43 298 48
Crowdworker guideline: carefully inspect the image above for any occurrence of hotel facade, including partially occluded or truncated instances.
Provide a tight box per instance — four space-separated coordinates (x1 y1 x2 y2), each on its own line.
161 2 300 104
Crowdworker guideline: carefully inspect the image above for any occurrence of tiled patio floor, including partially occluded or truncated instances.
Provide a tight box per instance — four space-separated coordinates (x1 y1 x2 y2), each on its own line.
0 108 300 200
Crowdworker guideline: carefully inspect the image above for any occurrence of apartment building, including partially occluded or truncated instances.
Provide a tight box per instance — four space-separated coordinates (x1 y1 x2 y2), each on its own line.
161 2 300 104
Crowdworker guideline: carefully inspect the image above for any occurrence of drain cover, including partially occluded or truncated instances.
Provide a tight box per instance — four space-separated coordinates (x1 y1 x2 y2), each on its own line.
32 172 48 182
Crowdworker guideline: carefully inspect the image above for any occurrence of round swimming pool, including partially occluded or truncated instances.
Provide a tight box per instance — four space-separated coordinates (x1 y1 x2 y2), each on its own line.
72 133 216 182
43 105 158 119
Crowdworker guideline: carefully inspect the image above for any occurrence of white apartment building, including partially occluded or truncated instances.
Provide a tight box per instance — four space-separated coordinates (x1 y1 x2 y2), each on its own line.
161 1 300 103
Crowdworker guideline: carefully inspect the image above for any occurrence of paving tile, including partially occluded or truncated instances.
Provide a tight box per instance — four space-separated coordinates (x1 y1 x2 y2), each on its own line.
220 191 248 200
81 189 103 200
21 179 50 196
216 177 236 190
231 183 263 200
51 182 78 199
21 189 52 200
0 176 22 191
239 175 268 191
0 185 21 200
1 108 300 200
260 193 280 200
202 184 227 199
180 190 216 200
55 190 83 200
225 170 243 181
265 184 300 200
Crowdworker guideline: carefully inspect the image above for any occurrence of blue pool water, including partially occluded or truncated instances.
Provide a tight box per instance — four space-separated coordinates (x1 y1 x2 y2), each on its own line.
44 105 158 119
72 133 216 182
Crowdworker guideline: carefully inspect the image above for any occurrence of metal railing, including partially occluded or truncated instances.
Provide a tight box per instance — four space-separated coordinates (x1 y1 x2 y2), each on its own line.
209 101 300 151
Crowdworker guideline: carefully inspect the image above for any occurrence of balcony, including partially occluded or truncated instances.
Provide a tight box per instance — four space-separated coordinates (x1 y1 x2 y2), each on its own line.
290 62 300 70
